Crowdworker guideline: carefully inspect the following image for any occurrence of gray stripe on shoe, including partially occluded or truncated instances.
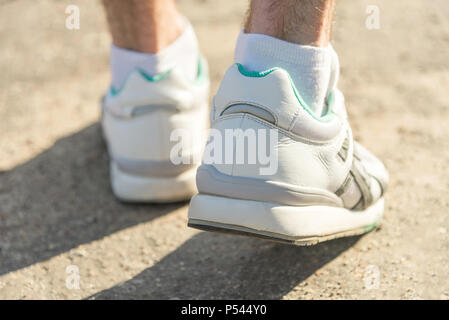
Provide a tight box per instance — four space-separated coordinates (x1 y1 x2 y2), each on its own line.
350 159 373 210
112 156 195 178
221 104 276 124
337 134 350 162
196 164 343 207
335 173 352 197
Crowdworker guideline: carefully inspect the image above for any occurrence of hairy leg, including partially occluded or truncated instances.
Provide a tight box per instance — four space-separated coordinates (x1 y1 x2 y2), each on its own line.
245 0 336 47
102 0 184 53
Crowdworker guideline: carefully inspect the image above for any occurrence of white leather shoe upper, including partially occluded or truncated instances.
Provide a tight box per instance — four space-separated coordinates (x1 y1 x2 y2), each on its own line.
199 63 388 210
102 57 209 165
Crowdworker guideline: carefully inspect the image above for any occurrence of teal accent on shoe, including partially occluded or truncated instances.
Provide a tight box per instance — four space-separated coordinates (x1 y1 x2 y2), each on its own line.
109 68 171 96
235 63 335 123
194 55 209 85
236 63 278 78
363 220 381 233
109 55 209 97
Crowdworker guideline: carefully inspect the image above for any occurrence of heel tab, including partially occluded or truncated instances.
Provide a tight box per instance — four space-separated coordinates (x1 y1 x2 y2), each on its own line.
213 63 301 130
225 62 292 81
235 63 279 78
109 68 172 97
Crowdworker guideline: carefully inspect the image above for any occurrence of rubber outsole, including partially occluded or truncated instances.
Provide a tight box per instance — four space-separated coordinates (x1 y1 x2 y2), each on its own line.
188 194 384 246
188 219 381 246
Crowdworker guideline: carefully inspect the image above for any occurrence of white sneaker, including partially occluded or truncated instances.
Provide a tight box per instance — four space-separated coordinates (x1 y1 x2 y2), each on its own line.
188 63 388 245
101 56 209 202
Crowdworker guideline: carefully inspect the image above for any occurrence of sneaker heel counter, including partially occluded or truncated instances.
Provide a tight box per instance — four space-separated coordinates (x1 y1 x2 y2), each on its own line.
212 64 300 131
103 106 208 162
202 112 280 179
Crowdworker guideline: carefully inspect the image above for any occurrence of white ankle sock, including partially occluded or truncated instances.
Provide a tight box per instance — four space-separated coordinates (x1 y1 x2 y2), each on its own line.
234 31 332 116
327 44 340 98
110 20 199 90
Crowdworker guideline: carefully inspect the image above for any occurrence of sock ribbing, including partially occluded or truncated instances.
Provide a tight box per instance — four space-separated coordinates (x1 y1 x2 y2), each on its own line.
110 20 199 90
234 31 332 116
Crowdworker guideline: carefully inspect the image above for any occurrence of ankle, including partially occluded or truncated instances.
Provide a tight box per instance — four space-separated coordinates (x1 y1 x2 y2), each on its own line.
110 21 199 90
112 8 184 54
244 0 334 47
234 31 332 115
139 10 185 53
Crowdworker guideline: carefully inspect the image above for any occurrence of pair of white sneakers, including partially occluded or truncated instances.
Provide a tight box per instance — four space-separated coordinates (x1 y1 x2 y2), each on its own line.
102 53 388 246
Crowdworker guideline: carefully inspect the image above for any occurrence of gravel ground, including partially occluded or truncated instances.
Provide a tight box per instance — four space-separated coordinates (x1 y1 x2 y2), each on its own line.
0 0 448 299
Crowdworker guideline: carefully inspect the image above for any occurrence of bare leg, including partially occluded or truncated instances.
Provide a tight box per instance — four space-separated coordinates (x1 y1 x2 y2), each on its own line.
100 2 208 203
102 0 184 53
245 0 335 47
238 0 337 114
102 0 199 89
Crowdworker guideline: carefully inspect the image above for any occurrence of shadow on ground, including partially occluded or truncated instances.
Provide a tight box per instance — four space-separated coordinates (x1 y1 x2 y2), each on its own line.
89 233 361 299
0 122 361 298
0 123 186 276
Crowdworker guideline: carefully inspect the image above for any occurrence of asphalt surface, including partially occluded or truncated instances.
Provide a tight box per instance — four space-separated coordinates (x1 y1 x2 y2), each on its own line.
0 0 448 299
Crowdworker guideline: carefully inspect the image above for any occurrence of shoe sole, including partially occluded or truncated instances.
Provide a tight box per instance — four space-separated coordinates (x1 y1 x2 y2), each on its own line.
188 194 384 246
110 161 198 203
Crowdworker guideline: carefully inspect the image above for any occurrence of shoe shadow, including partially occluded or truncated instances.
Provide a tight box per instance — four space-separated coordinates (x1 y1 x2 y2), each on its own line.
0 123 185 276
89 232 361 299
